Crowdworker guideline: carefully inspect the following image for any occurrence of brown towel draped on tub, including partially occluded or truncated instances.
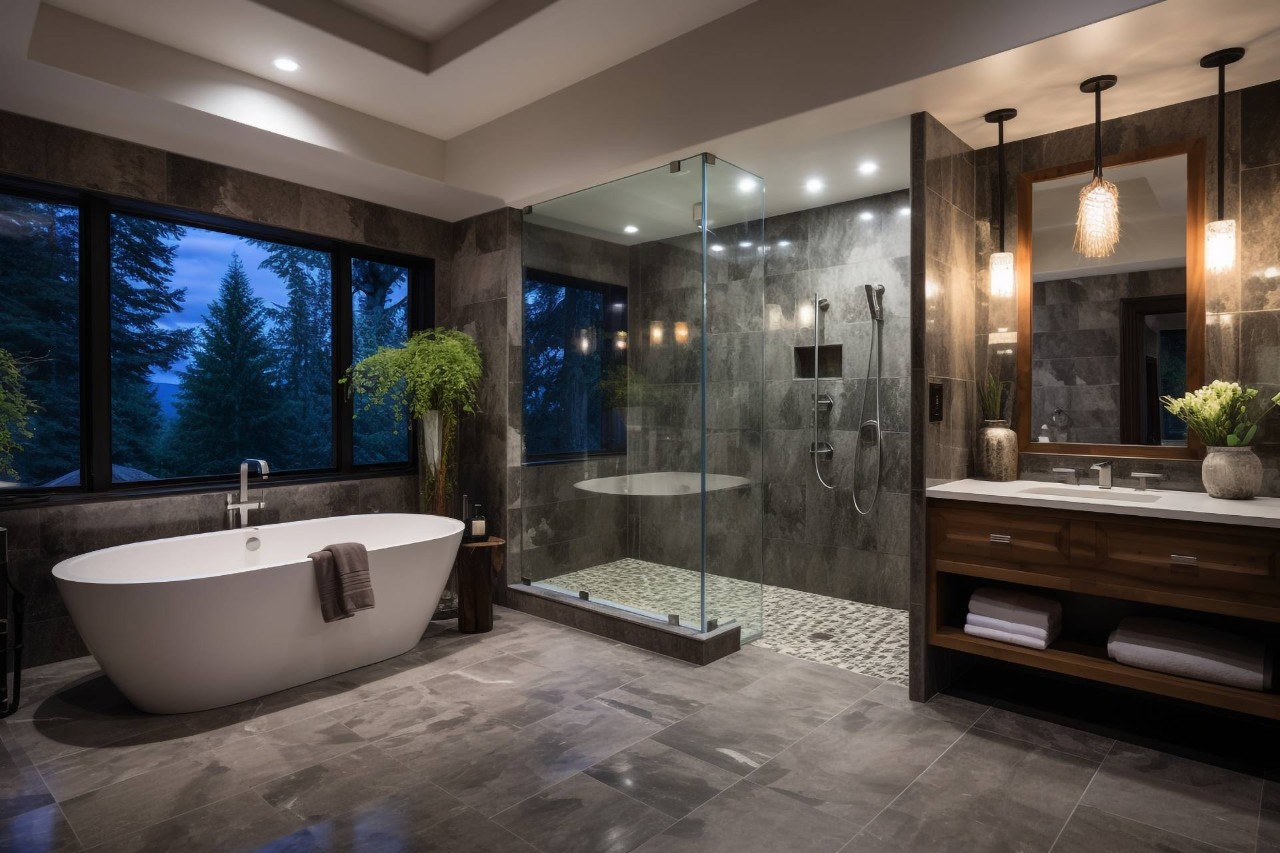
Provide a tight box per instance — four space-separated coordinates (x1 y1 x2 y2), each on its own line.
310 542 375 623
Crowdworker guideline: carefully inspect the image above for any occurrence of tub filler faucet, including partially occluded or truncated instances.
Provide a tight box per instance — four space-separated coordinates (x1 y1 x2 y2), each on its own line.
227 459 270 528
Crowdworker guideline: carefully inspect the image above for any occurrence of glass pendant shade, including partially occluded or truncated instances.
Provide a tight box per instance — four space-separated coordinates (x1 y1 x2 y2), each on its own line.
1074 176 1121 258
989 252 1015 298
1205 218 1237 274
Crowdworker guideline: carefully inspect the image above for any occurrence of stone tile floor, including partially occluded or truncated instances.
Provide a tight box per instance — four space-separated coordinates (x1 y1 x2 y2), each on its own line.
0 607 1272 853
541 559 910 683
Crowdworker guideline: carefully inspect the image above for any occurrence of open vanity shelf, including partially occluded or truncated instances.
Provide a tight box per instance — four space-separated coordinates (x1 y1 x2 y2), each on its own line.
926 496 1280 719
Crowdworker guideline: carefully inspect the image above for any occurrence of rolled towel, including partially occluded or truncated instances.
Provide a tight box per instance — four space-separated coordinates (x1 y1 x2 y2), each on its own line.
969 588 1062 633
310 542 375 623
1107 617 1272 692
964 622 1056 650
966 612 1051 643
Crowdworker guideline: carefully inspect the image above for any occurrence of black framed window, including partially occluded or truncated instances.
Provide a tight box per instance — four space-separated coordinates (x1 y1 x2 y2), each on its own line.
522 268 626 462
0 175 432 497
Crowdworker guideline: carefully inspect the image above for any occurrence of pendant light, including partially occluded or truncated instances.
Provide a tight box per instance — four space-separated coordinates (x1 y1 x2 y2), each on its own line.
1074 75 1120 258
984 108 1018 298
1201 47 1246 274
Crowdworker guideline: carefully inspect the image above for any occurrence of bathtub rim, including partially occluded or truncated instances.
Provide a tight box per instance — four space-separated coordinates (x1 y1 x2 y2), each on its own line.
52 512 464 586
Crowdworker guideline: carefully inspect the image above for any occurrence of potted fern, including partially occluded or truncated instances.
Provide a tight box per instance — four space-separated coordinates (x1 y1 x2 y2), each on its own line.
343 329 483 515
1162 381 1280 499
976 373 1016 481
0 348 38 485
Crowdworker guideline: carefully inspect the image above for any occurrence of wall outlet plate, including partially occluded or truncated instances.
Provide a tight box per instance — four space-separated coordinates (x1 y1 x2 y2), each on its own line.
929 382 944 422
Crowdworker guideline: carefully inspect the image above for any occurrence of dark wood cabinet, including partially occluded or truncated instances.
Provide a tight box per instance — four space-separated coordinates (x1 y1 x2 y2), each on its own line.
927 499 1280 718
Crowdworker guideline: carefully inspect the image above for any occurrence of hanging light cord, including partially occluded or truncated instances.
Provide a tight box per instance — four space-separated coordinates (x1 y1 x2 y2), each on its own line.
1216 62 1226 222
1093 86 1103 179
997 118 1006 253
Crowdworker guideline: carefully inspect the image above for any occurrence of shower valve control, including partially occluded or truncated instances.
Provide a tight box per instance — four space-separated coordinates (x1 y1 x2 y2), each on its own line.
929 382 944 422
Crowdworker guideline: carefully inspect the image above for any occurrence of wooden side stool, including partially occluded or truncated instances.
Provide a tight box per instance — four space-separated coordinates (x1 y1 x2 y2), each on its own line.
456 537 505 634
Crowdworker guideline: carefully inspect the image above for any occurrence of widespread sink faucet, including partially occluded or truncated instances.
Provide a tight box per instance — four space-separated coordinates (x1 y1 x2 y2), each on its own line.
227 459 270 528
1090 460 1113 490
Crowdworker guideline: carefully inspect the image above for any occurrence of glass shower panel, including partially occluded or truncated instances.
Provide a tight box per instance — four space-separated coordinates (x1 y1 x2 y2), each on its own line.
520 156 715 630
702 159 765 642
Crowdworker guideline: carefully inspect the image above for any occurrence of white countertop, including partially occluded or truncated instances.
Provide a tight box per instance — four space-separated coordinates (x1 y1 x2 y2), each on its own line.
927 479 1280 529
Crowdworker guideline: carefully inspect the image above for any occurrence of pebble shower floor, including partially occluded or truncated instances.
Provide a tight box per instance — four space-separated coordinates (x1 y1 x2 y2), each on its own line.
540 558 909 684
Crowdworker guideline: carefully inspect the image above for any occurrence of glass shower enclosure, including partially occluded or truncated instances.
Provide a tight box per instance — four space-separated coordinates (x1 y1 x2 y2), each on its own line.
516 154 765 641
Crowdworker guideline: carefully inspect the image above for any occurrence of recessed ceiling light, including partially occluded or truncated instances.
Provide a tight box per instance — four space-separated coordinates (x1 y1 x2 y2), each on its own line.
738 240 753 248
859 211 875 221
710 244 725 252
858 161 879 175
737 177 758 193
805 178 824 194
273 57 300 72
898 206 911 217
623 225 639 234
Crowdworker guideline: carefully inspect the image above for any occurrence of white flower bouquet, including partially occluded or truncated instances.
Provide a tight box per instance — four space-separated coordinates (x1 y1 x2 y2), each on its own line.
1161 381 1280 447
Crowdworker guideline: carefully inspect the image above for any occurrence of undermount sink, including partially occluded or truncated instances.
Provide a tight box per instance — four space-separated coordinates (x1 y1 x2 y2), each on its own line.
1020 485 1162 504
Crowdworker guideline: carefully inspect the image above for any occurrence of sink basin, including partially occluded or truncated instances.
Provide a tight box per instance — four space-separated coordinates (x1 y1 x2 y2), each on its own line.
1021 486 1161 504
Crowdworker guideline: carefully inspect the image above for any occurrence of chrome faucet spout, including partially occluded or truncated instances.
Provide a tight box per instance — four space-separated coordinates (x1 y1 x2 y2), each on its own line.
1090 460 1113 490
228 459 270 528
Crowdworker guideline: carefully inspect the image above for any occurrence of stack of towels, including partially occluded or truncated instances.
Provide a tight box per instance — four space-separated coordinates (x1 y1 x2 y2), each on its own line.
964 587 1061 650
1108 617 1273 692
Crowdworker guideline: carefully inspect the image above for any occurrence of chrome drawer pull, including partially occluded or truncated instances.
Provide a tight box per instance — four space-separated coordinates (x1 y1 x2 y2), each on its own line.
989 534 1012 544
1170 554 1198 565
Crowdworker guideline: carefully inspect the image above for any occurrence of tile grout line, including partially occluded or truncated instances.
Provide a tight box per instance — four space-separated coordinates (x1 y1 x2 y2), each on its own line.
1046 739 1113 853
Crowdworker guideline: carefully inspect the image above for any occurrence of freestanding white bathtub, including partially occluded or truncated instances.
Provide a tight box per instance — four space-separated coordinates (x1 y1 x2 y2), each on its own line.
53 513 463 714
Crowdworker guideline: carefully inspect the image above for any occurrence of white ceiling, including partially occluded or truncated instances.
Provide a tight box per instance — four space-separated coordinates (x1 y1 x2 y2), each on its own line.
0 0 1277 225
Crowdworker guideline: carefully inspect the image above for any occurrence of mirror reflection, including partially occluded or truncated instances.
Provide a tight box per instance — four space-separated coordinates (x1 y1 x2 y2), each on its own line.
1030 154 1188 446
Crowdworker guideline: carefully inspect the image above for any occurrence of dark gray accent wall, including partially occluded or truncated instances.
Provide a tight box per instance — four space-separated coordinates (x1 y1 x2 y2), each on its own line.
975 80 1280 496
0 110 454 666
910 112 977 702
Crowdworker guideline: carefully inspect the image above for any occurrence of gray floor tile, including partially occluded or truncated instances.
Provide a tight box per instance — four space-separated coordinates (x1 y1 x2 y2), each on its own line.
633 780 857 853
0 802 79 853
284 780 468 851
37 722 206 802
210 715 366 788
1260 807 1280 853
59 754 248 848
254 744 418 823
303 805 538 853
84 791 302 853
586 738 742 819
0 735 54 822
973 707 1114 762
325 683 466 741
495 773 674 853
852 728 1099 853
596 663 750 728
1080 743 1262 853
1051 805 1233 853
748 683 980 829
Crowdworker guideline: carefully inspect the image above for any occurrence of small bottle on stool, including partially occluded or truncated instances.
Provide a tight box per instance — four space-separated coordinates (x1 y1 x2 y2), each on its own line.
465 504 487 542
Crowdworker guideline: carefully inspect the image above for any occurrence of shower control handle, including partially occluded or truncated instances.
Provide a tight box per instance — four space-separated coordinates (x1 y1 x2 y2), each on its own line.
809 442 834 460
816 394 833 412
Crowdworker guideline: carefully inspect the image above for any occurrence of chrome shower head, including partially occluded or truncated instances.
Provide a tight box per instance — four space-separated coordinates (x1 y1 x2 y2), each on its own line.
864 284 885 323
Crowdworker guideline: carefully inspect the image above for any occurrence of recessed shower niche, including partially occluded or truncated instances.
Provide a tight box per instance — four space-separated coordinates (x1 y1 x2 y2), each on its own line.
793 344 843 379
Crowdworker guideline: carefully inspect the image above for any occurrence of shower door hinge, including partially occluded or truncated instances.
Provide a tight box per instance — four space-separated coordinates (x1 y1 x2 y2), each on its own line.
702 153 717 166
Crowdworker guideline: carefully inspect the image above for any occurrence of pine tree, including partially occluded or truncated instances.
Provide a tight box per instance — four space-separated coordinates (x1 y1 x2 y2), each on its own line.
109 215 193 477
0 196 81 484
351 259 410 464
171 253 284 475
253 242 333 470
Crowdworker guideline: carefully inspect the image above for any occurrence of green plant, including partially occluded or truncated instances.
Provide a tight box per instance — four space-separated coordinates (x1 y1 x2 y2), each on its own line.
1161 381 1280 447
0 348 39 481
342 328 483 512
978 373 1011 422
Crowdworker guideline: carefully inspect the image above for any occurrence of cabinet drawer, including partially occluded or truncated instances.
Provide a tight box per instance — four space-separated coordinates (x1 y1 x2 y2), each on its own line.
1097 522 1279 596
932 506 1071 567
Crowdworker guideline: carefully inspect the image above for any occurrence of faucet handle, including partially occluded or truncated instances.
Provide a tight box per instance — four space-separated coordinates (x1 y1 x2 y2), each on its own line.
1132 472 1164 492
1051 467 1079 485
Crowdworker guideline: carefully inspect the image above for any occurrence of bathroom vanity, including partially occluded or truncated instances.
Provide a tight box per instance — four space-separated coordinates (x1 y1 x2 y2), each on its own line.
926 480 1280 718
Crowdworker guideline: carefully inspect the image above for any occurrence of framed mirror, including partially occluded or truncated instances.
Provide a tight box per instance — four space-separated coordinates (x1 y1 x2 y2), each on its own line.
1015 140 1205 459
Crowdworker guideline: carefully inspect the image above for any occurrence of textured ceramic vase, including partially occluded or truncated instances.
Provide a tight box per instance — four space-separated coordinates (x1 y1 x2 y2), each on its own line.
1201 446 1263 500
977 420 1018 481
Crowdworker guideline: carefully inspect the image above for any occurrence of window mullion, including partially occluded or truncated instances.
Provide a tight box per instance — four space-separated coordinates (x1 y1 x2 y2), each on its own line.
335 248 354 474
85 197 112 492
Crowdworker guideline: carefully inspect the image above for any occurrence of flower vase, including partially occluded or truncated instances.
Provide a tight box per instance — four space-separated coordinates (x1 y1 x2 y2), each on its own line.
976 419 1018 481
1201 446 1262 500
417 411 444 515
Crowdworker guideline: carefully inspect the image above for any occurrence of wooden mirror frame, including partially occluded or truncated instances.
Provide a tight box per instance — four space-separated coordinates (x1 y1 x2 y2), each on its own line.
1015 139 1206 460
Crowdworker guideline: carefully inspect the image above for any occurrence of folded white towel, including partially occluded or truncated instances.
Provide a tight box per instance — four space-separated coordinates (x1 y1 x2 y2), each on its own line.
1107 617 1272 692
966 613 1051 642
969 588 1062 633
964 622 1056 650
